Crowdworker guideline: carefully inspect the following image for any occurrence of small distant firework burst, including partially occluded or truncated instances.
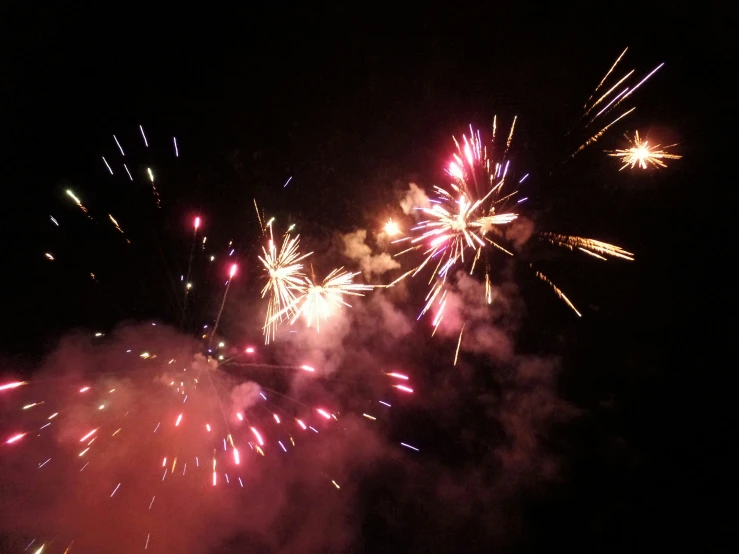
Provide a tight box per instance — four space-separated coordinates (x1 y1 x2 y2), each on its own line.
607 130 681 170
258 225 313 343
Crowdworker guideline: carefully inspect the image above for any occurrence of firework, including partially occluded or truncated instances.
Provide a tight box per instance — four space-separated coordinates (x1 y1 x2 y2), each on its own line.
276 268 372 331
383 219 401 236
607 130 681 170
539 233 634 261
258 225 313 343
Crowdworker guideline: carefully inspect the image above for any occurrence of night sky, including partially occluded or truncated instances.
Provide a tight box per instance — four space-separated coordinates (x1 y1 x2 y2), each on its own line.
0 4 733 553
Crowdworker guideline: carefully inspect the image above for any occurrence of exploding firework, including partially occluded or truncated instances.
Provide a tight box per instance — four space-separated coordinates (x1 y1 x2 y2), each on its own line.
258 225 313 343
274 268 373 332
607 130 682 170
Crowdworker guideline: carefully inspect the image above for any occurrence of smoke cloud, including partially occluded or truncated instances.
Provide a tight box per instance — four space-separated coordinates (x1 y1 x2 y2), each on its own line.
400 182 430 215
341 229 401 278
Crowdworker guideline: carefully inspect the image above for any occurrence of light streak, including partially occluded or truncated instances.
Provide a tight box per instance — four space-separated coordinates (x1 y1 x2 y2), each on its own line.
113 135 125 155
387 372 408 380
317 408 331 419
110 483 121 497
401 442 419 451
124 164 133 180
79 429 97 442
363 413 376 420
233 448 240 465
301 365 315 372
607 130 681 170
0 381 27 391
278 441 287 452
173 137 179 157
379 401 391 407
102 156 113 175
332 480 340 489
140 124 148 146
250 427 264 446
50 215 59 226
175 413 182 426
38 458 51 468
283 176 293 187
393 385 413 393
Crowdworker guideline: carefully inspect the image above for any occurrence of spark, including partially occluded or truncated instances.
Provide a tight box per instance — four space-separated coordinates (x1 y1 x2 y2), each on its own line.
206 424 211 432
153 422 161 433
393 385 413 393
250 427 264 446
363 413 376 420
139 125 148 146
80 386 90 392
309 426 318 433
80 429 98 442
332 480 341 489
387 372 409 380
50 215 59 226
149 496 155 510
230 264 238 278
236 413 243 421
80 462 89 471
39 423 51 430
212 472 217 486
607 130 681 170
273 414 281 423
102 156 113 175
34 545 45 554
6 433 26 444
0 381 27 391
296 419 307 430
316 408 331 419
194 216 201 230
245 347 255 353
539 233 634 260
384 219 401 236
110 483 121 497
283 176 293 187
124 164 133 180
48 413 58 419
239 477 244 487
38 458 51 468
65 189 90 216
112 428 121 436
108 214 128 239
173 137 179 157
258 229 313 343
379 401 391 407
233 448 240 465
113 135 125 155
161 469 167 481
454 324 465 366
145 534 151 550
401 442 419 451
301 365 315 372
531 266 582 317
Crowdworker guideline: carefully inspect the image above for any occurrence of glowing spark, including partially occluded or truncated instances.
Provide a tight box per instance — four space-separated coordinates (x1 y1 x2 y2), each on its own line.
124 164 133 180
173 137 179 157
250 427 264 446
229 264 238 278
236 413 243 421
38 458 51 468
401 442 419 451
145 534 150 549
112 428 121 436
317 408 331 419
206 424 211 432
139 125 148 146
108 214 127 238
283 176 293 187
379 401 391 407
607 130 681 170
273 414 281 424
153 422 161 433
387 372 408 380
50 215 59 226
212 472 217 486
233 448 240 465
363 414 376 420
194 216 201 230
102 156 113 175
80 429 97 442
65 189 90 216
162 457 167 467
6 433 26 444
48 413 58 419
245 347 255 353
149 496 155 510
147 167 154 182
394 385 413 393
301 365 315 372
454 324 465 366
113 135 125 155
296 419 307 430
384 219 401 236
539 233 634 260
110 483 121 497
531 266 582 317
79 447 90 457
0 381 27 391
332 480 341 489
279 441 287 452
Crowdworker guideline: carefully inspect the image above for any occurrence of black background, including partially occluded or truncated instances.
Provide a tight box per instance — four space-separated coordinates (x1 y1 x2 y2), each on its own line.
1 3 734 552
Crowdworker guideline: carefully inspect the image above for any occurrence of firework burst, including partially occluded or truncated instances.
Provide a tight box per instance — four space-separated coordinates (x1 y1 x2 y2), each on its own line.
607 130 681 170
277 268 372 331
258 225 313 343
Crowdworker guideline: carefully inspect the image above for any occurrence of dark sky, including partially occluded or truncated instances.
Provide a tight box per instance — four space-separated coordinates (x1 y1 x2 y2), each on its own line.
0 4 734 552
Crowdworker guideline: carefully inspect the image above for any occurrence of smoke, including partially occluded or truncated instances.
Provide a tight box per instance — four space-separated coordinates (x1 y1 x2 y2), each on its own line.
505 216 536 249
400 182 430 215
0 263 576 553
230 381 262 413
341 229 400 278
